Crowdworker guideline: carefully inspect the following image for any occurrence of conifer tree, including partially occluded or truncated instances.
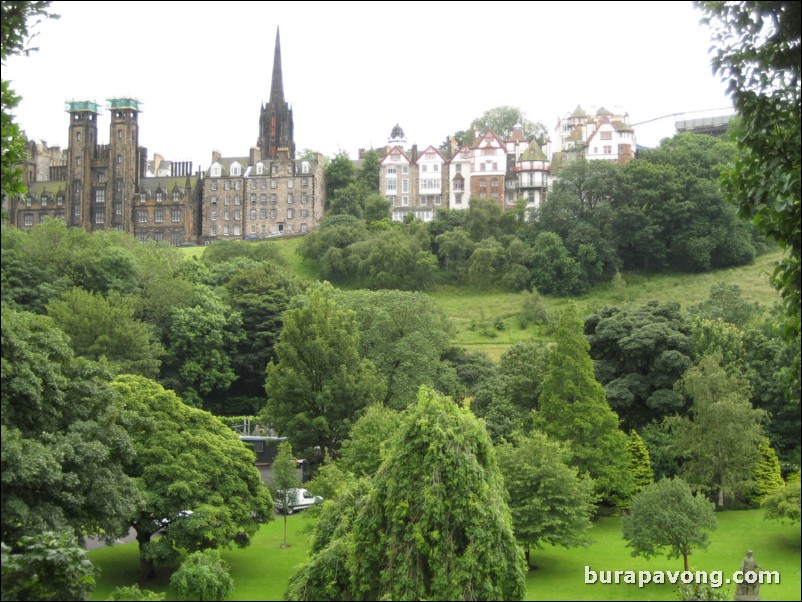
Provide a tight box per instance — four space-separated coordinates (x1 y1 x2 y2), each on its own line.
536 303 632 504
627 429 654 496
751 439 784 503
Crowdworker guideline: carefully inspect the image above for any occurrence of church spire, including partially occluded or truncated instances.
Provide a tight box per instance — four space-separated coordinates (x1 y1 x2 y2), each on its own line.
257 26 295 160
270 28 284 104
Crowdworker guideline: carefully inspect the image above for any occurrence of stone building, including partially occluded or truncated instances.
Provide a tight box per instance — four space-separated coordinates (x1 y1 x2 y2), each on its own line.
8 98 201 245
200 28 324 242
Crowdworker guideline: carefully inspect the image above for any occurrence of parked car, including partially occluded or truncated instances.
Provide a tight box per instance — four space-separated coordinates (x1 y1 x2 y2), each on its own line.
274 488 322 514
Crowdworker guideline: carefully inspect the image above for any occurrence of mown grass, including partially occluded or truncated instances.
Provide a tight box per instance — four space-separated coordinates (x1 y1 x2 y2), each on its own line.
89 509 800 601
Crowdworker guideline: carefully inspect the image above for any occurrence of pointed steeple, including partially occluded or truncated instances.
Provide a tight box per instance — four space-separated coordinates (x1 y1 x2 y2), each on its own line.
257 26 295 159
270 28 284 104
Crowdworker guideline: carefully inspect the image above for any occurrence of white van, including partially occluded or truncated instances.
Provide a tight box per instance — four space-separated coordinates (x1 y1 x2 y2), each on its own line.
274 488 322 514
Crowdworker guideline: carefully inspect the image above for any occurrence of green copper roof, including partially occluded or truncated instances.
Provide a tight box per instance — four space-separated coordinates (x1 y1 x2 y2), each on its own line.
65 100 101 113
107 98 142 111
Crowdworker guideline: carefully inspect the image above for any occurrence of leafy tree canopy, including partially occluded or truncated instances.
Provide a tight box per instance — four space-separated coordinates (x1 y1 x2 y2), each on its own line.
111 375 272 578
698 0 800 340
623 477 717 572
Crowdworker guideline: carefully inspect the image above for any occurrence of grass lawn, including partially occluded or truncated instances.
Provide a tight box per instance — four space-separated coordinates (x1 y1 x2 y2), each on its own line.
89 509 800 601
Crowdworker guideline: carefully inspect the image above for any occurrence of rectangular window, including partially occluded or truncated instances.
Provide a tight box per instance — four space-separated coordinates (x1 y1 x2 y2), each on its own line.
138 211 147 223
233 225 241 235
301 209 309 218
114 202 122 215
95 189 105 204
386 179 397 192
224 180 231 190
155 210 164 223
171 234 181 246
235 180 241 190
455 164 462 173
250 209 257 220
260 209 267 219
386 166 397 175
601 131 613 140
270 208 277 219
260 179 267 189
172 210 181 222
260 194 267 204
271 179 277 189
603 145 613 154
270 193 277 203
287 208 294 219
234 195 241 205
211 180 218 191
301 177 309 188
211 196 218 205
234 209 241 220
211 210 217 221
402 179 409 193
24 213 33 226
250 193 257 204
154 233 163 242
224 196 231 206
301 193 308 203
210 225 217 236
156 191 164 202
224 210 231 220
287 193 294 204
250 179 256 190
401 196 409 206
224 224 230 235
287 179 294 189
401 165 409 174
455 193 463 205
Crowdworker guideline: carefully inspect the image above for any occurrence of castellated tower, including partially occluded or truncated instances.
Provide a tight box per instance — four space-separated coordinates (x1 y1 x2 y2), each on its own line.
66 100 99 229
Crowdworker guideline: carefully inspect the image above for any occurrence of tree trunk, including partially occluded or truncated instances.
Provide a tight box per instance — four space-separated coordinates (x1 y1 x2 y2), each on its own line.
525 547 530 568
718 476 725 508
282 513 288 548
135 527 156 580
683 552 689 572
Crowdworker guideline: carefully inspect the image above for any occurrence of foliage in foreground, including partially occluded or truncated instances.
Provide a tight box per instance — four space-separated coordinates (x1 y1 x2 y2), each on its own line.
287 386 526 601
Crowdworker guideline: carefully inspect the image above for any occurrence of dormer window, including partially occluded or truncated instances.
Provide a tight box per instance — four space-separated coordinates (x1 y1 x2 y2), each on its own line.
256 163 264 175
301 161 310 174
156 191 164 203
173 191 181 202
210 164 222 177
231 164 242 176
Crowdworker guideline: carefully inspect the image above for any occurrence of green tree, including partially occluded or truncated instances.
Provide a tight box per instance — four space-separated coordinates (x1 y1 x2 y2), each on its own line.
357 149 381 192
698 0 801 339
497 431 596 566
762 474 801 523
336 289 454 409
667 354 766 507
529 232 583 296
434 227 474 272
536 304 632 504
1 307 141 547
623 477 717 571
46 288 164 378
337 404 401 477
1 531 94 602
169 550 234 602
585 301 694 430
325 151 356 200
1 1 57 202
272 441 301 547
468 105 547 145
224 262 301 408
161 287 243 409
750 439 784 503
627 429 654 496
350 387 526 601
111 375 272 579
107 585 165 601
263 283 384 458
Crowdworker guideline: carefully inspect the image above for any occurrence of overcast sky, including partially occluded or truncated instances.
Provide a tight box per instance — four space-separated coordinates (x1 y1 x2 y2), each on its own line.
5 1 734 169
